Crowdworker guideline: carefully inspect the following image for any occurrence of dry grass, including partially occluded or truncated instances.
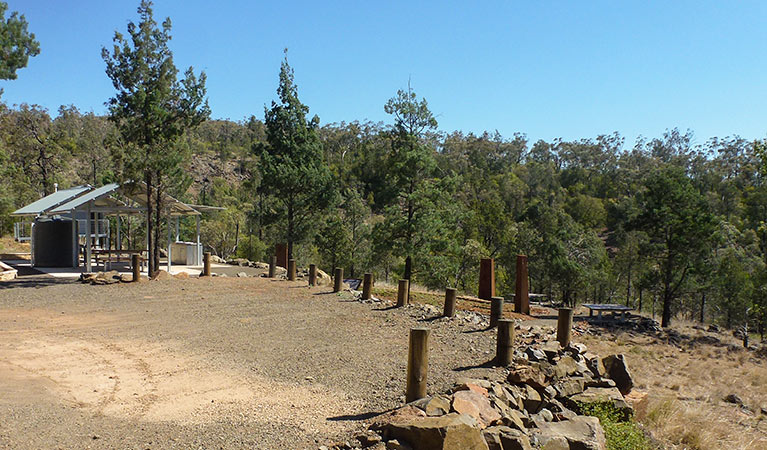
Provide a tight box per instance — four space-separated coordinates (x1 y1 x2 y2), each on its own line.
0 236 30 256
582 328 767 449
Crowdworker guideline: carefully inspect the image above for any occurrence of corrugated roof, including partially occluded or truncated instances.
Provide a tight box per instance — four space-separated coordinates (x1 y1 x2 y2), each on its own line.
10 186 91 216
48 183 121 213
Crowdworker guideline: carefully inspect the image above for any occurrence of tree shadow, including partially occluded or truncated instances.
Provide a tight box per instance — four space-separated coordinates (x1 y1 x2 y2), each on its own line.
0 275 73 290
373 305 400 311
417 315 446 323
327 408 394 422
462 327 491 334
453 359 497 372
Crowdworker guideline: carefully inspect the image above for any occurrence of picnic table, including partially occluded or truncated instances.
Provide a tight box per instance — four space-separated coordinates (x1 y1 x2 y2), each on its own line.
582 303 633 322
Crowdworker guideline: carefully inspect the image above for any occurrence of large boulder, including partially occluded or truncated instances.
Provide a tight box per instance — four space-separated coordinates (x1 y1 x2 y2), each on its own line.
508 363 552 389
482 426 532 450
452 390 502 428
536 416 606 450
602 354 634 395
315 269 332 286
566 387 633 421
382 413 489 450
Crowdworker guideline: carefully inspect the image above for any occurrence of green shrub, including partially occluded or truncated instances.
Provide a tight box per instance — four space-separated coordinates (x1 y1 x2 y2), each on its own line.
578 402 653 450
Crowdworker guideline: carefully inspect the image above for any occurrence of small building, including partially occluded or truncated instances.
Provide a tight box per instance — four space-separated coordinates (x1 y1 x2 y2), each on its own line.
11 183 222 273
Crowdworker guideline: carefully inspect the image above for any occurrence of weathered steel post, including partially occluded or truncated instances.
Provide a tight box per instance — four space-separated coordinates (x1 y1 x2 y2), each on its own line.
515 255 530 315
479 258 495 300
268 256 276 278
333 267 344 293
288 259 296 281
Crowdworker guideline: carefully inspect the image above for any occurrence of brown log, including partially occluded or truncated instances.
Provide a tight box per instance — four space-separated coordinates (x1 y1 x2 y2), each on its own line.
406 327 430 402
557 308 574 347
333 267 344 293
202 252 211 277
496 319 515 366
479 258 495 299
397 279 409 307
288 259 296 281
444 288 457 317
362 273 373 300
515 255 530 315
490 296 504 328
132 253 141 282
308 264 317 286
268 255 276 278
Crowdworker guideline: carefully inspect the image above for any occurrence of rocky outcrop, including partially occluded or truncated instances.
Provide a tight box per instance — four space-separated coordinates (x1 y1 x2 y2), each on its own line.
602 354 634 395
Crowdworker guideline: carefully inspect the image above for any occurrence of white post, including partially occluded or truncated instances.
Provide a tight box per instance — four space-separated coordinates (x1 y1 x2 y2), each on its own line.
175 216 180 242
116 214 122 252
85 203 92 272
167 214 172 272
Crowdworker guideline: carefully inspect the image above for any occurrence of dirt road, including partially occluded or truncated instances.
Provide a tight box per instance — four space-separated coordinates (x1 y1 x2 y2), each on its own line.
0 275 500 449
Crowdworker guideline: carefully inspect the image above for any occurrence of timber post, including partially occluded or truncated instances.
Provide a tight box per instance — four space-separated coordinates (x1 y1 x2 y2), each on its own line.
288 259 296 281
557 308 574 347
496 318 514 366
444 288 457 317
479 258 495 299
202 252 211 277
397 279 409 307
515 255 530 314
275 243 288 269
490 296 504 328
333 267 344 293
406 327 430 402
132 254 141 282
268 256 276 278
308 264 317 286
362 273 373 300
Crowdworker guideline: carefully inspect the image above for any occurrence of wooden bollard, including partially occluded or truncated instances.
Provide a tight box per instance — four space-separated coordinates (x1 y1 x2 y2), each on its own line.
362 273 373 300
496 319 515 366
333 267 343 292
444 288 457 317
515 255 530 315
268 256 276 278
288 259 296 281
131 254 141 282
202 252 211 277
406 327 430 402
308 264 317 286
490 296 504 328
557 308 574 347
397 279 409 307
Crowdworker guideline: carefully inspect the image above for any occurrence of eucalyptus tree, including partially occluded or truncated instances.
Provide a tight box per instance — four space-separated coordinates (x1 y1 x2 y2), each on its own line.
0 1 39 94
102 0 210 275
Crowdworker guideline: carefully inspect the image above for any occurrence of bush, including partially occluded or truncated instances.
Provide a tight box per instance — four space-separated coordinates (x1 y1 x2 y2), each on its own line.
578 402 653 450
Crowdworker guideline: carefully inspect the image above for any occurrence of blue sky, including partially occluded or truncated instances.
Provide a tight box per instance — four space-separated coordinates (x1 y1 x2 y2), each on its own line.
3 1 767 146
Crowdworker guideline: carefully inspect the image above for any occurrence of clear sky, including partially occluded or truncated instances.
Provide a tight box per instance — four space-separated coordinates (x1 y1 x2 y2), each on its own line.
3 0 766 146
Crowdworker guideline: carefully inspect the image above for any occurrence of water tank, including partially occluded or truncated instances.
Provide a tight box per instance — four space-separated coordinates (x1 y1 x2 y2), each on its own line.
32 217 74 267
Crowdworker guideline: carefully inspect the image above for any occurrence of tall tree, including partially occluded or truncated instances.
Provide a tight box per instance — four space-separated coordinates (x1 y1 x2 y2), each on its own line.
0 1 40 94
102 0 209 275
630 166 716 327
258 51 335 260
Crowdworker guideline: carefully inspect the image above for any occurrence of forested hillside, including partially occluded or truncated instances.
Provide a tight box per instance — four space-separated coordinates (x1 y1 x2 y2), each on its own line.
2 93 766 335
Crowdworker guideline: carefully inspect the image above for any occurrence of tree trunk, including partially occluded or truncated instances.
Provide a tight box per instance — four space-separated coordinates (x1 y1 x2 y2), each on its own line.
404 255 412 302
661 287 672 328
145 172 155 276
638 288 643 313
700 292 706 323
626 263 632 307
153 182 162 276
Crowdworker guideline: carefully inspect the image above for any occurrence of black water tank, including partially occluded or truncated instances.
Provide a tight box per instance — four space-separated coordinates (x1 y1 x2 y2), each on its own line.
32 217 74 267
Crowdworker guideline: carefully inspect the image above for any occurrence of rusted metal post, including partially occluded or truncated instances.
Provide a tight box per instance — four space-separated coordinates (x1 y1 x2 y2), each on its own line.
202 252 211 277
132 254 141 282
275 243 288 269
444 288 457 317
515 255 530 315
362 273 373 300
288 259 296 281
490 296 504 328
479 258 495 300
406 327 430 402
557 308 574 347
308 264 317 286
397 279 409 307
268 256 276 278
333 267 343 292
496 319 514 366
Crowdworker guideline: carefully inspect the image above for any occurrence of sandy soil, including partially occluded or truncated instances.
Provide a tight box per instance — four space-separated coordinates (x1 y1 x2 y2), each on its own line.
0 274 500 449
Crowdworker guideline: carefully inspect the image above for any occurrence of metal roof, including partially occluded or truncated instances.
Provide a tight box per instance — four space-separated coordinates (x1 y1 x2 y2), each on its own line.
48 183 121 214
10 186 91 216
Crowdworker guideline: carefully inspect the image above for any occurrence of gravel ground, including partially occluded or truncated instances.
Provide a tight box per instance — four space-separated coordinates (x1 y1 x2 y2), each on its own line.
0 273 504 449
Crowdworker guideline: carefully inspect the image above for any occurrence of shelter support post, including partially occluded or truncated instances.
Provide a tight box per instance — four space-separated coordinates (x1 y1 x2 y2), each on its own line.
85 203 92 272
175 216 180 242
71 211 78 268
167 214 172 273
